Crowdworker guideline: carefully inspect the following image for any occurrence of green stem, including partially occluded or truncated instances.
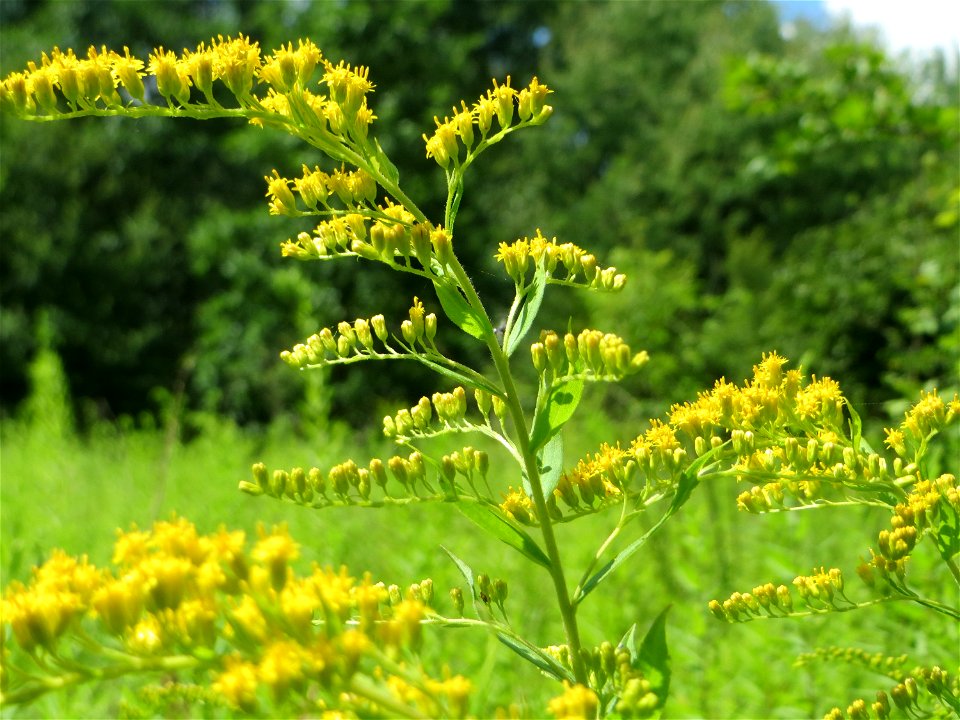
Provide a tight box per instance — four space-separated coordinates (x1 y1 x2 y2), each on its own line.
0 653 199 706
945 554 960 587
437 252 588 685
347 675 430 719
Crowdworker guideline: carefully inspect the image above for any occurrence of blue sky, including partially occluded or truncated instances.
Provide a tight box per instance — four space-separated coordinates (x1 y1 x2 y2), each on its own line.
773 0 959 55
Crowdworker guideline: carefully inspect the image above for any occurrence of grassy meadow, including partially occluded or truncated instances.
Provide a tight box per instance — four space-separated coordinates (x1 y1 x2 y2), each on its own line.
2 385 956 718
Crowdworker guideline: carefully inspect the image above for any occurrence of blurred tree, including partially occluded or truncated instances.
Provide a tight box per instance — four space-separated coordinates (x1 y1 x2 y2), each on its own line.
2 0 954 432
483 0 958 422
0 0 557 427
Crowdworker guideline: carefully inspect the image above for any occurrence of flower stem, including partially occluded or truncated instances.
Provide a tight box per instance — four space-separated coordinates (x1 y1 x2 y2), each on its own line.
440 252 589 685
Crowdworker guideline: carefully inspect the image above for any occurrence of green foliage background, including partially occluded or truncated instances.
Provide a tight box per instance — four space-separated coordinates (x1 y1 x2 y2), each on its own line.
0 0 958 717
1 0 956 429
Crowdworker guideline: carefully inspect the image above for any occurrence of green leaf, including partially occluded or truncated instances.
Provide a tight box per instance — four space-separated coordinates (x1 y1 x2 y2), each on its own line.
440 545 475 594
574 455 704 604
412 354 501 398
537 433 564 500
372 139 400 185
440 545 483 616
529 378 584 452
503 264 547 357
846 399 863 453
635 606 672 715
496 633 574 683
458 502 551 569
433 277 491 341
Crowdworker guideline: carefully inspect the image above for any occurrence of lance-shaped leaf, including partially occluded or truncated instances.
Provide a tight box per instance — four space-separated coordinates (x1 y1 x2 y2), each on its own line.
458 502 550 569
433 277 491 341
503 263 547 357
523 432 564 502
573 451 708 605
617 606 672 717
496 633 574 683
529 378 584 453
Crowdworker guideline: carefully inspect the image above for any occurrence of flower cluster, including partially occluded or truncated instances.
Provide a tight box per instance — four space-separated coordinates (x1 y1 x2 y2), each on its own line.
242 443 493 507
883 389 959 461
423 76 552 168
794 646 909 680
280 298 441 370
1 517 470 716
530 329 649 384
382 385 506 441
707 567 853 621
281 213 451 274
544 642 661 719
0 38 377 152
266 164 378 216
858 473 959 589
818 664 958 720
496 229 627 291
506 354 888 520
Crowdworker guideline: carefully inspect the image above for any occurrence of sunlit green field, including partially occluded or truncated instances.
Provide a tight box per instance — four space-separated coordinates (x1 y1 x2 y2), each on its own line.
3 406 955 718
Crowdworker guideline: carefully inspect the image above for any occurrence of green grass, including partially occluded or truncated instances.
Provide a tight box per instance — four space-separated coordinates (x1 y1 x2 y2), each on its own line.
2 406 957 718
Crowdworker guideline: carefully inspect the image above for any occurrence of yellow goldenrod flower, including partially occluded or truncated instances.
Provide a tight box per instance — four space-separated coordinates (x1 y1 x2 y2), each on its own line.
212 34 261 99
488 76 517 128
147 47 191 105
322 59 374 120
227 593 269 645
252 523 300 591
213 655 260 712
264 169 298 216
517 76 552 120
139 555 193 610
2 585 80 651
548 681 599 719
109 46 146 102
424 117 459 168
380 599 425 651
49 47 82 105
83 45 121 106
500 487 536 524
92 573 146 635
127 615 164 654
181 42 217 100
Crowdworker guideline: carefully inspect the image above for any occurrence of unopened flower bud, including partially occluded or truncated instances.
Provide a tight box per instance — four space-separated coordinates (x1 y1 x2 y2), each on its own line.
474 389 492 418
388 456 409 487
308 467 325 495
531 342 548 373
411 223 433 269
441 455 457 482
400 320 417 345
492 578 508 605
271 470 287 497
453 386 467 418
475 451 489 478
424 313 438 343
580 254 597 282
450 587 465 616
477 574 493 603
431 227 452 263
420 578 434 605
369 458 388 490
370 315 387 342
354 318 374 350
491 394 507 425
252 462 269 491
388 584 402 606
775 585 792 610
564 333 579 366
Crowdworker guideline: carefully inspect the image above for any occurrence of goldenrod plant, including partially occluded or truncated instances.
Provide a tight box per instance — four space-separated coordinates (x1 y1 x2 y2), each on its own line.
1 37 957 719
